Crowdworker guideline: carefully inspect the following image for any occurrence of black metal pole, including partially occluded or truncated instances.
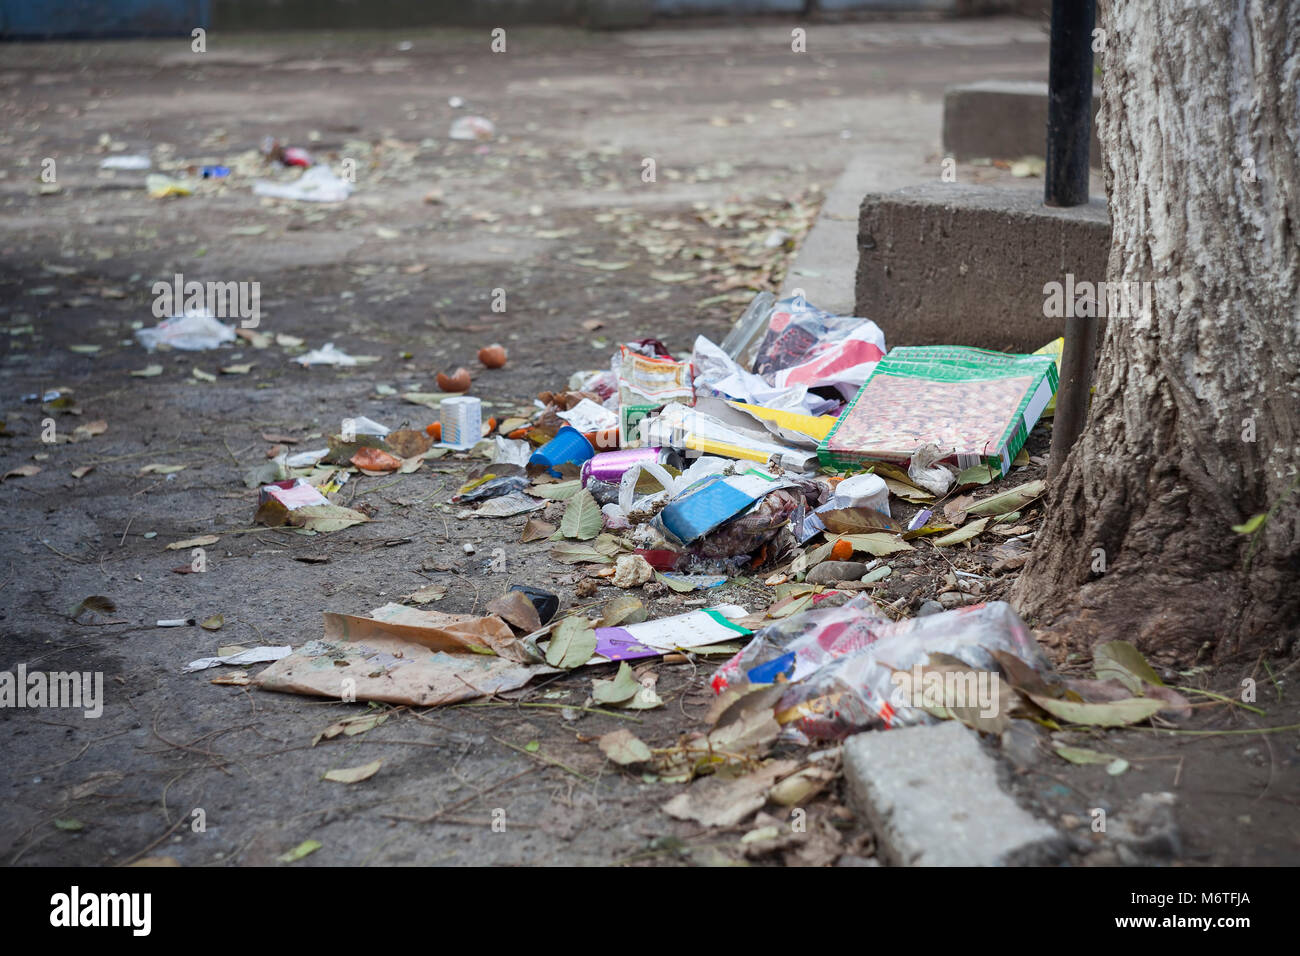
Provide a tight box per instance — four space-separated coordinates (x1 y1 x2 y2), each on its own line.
1044 0 1095 207
1045 0 1098 479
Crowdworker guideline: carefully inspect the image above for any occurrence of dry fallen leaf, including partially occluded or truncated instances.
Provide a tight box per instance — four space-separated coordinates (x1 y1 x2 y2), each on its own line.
401 583 447 604
277 839 321 863
385 429 432 458
166 535 220 551
521 517 556 542
322 759 383 784
72 420 108 441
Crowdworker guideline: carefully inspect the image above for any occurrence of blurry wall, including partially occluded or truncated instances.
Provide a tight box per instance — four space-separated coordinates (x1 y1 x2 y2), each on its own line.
1 0 1044 38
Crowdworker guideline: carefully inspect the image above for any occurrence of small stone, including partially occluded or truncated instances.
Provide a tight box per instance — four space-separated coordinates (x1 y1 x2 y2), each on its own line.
917 600 945 617
612 553 654 588
806 560 869 585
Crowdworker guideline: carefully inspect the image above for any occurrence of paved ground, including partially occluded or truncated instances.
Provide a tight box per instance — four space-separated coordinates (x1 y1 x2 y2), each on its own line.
3 18 1293 869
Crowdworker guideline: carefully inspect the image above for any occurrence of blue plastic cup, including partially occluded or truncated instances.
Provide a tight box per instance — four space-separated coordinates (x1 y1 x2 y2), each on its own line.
529 426 595 477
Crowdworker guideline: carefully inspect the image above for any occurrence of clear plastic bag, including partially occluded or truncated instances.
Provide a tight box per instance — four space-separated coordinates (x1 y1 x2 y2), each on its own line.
773 601 1048 741
751 294 886 394
711 593 889 694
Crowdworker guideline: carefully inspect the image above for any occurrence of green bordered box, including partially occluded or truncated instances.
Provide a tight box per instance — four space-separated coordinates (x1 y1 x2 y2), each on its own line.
817 345 1059 475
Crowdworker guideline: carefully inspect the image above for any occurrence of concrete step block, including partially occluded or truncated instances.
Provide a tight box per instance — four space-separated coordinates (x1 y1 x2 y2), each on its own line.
856 182 1110 353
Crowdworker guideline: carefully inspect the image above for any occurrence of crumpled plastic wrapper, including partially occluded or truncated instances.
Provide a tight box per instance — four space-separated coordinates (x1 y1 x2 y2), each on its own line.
908 441 958 495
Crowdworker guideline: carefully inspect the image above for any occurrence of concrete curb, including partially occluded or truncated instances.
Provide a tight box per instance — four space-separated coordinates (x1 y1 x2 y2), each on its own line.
843 720 1066 866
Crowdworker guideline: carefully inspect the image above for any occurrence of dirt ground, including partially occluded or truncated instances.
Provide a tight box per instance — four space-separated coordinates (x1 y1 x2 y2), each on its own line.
1 19 1294 868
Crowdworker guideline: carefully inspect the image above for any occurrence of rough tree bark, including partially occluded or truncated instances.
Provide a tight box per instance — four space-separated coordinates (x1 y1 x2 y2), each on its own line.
1012 0 1300 668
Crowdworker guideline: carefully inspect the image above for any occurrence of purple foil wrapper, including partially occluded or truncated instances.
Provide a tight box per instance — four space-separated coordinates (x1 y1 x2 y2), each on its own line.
581 447 664 486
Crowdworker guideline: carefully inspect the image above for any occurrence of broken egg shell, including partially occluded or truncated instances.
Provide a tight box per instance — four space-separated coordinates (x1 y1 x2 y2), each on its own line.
436 367 472 392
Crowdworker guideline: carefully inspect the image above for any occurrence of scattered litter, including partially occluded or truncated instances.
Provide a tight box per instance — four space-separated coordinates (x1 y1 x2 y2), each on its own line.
436 368 472 392
655 468 796 546
752 295 886 399
257 603 554 706
530 425 594 477
145 174 191 198
612 553 655 588
440 396 482 449
449 115 495 141
478 344 507 368
136 310 236 351
258 478 328 511
253 165 352 202
454 474 530 503
509 585 559 625
719 291 776 365
558 398 618 435
286 448 329 468
344 416 389 437
617 345 693 445
111 248 1080 847
295 343 359 367
100 155 151 170
594 605 751 662
185 646 292 673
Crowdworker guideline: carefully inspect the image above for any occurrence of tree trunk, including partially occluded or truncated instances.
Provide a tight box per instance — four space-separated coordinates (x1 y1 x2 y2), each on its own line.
1012 0 1300 668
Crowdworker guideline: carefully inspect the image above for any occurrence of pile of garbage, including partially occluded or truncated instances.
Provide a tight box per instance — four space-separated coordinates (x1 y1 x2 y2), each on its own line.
227 291 1053 687
178 287 1193 832
418 291 1060 584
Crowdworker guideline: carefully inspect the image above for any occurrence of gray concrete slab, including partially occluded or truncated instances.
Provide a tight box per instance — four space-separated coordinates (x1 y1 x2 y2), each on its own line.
856 182 1111 352
843 720 1065 866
